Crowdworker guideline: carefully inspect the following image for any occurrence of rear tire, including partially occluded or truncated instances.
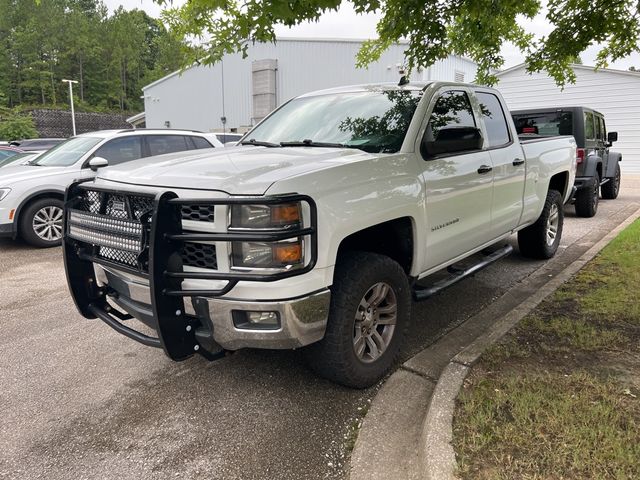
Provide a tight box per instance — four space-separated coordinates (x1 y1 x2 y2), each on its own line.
518 189 564 259
19 198 64 248
575 172 600 217
304 251 411 389
601 163 621 200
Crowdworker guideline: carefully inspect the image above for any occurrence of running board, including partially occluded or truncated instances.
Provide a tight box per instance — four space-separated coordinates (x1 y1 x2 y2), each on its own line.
412 244 513 301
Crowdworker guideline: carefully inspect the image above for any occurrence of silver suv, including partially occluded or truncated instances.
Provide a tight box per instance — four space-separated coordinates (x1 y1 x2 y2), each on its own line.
0 129 222 247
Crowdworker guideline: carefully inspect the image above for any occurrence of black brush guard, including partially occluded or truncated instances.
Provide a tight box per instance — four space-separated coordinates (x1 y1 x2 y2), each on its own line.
63 181 317 361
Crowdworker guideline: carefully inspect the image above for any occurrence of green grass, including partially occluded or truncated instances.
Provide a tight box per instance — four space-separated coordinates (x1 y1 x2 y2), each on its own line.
456 372 640 480
453 219 640 480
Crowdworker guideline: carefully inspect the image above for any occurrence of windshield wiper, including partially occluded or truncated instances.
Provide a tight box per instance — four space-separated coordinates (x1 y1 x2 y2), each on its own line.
280 139 350 148
240 138 281 148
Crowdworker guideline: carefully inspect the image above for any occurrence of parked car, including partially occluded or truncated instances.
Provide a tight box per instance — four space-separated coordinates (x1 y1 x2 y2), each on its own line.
511 107 621 217
63 82 576 388
0 145 23 163
0 150 45 168
0 129 222 247
9 138 66 151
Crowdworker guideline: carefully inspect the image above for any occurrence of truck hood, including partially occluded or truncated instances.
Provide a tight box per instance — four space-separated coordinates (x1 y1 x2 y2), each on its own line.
0 164 74 185
96 146 372 194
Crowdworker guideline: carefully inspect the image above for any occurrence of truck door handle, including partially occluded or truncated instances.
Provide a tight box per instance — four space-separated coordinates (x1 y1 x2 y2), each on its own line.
477 165 493 174
513 158 525 166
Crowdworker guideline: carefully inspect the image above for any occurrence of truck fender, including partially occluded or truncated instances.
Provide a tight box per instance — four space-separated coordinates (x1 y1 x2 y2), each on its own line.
604 151 622 178
581 153 602 179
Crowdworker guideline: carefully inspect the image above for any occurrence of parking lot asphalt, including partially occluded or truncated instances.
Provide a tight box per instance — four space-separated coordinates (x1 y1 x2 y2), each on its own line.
2 176 639 480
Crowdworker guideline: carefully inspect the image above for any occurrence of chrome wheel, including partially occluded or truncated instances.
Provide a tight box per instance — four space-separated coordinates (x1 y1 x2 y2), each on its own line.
32 206 63 242
546 203 559 247
353 282 397 363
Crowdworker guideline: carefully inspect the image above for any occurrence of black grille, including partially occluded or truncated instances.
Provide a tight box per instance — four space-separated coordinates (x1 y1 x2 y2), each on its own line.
181 204 215 222
181 242 217 270
99 247 139 267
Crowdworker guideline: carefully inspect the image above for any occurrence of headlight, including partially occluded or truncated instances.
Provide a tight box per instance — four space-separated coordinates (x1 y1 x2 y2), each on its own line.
230 203 301 230
0 188 11 202
230 201 305 269
232 238 303 268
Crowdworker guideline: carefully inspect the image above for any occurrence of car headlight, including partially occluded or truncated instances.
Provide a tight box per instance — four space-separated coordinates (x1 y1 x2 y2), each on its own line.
230 203 301 230
230 202 304 269
232 238 303 268
0 188 11 202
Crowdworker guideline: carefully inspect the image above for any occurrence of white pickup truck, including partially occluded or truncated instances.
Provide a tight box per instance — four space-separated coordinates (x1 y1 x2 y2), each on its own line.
63 82 576 388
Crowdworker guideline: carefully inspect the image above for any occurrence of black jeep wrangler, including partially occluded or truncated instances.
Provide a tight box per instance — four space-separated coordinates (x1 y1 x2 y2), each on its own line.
512 107 621 217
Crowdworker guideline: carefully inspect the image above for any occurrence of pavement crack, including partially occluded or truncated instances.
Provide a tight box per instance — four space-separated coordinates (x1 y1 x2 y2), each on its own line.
400 365 438 384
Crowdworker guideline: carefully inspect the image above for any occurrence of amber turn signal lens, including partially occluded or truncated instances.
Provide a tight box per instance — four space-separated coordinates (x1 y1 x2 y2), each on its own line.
271 204 300 224
273 242 302 263
9 209 15 221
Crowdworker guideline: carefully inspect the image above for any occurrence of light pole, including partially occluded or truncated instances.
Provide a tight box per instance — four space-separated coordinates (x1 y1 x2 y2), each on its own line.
62 79 78 136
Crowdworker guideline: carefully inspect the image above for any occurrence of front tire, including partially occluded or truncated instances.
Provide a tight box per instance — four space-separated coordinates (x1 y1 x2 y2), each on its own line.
601 163 621 199
19 198 64 248
575 172 600 217
304 251 411 389
518 189 564 259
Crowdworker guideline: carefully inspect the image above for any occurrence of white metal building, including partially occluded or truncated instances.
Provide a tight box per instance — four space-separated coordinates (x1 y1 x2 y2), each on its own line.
141 37 477 133
496 64 640 170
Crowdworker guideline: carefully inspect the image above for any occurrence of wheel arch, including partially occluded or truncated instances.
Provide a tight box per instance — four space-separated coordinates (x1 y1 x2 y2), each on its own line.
335 217 415 275
604 151 622 178
548 170 570 199
14 190 65 235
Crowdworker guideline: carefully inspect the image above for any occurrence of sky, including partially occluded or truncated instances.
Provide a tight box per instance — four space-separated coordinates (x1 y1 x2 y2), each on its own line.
106 0 640 71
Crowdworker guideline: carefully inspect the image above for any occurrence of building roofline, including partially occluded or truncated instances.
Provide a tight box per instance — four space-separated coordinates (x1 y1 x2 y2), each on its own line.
273 36 408 45
142 38 477 92
497 62 640 79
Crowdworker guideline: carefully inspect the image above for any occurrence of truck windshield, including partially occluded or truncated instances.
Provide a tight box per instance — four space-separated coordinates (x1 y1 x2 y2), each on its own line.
32 136 102 167
512 111 573 136
246 90 423 154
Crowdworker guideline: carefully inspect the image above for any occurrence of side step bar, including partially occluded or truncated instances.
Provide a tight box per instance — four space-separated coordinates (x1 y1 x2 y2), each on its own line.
412 244 513 301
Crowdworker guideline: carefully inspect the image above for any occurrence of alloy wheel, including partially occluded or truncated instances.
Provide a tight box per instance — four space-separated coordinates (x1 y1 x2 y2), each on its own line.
32 206 64 242
353 282 397 363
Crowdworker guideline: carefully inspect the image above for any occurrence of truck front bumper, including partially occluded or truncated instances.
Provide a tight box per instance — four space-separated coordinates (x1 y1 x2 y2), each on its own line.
63 182 322 361
94 264 330 350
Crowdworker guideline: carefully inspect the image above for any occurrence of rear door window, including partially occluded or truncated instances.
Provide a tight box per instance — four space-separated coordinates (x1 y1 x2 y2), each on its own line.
512 111 573 136
475 92 510 147
191 136 215 149
93 136 142 166
146 135 189 156
584 112 595 139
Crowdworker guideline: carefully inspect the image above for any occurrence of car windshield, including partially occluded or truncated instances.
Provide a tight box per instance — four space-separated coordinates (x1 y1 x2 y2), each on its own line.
512 111 574 136
32 136 102 167
246 89 423 154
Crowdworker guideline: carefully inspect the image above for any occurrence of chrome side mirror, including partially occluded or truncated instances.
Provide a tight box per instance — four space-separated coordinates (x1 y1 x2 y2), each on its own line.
88 156 109 172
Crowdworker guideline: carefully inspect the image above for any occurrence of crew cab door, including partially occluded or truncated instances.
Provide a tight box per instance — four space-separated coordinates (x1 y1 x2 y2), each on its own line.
474 90 525 234
419 88 494 271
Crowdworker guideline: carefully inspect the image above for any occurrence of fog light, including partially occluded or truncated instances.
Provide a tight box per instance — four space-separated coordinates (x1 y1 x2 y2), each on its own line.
232 310 281 330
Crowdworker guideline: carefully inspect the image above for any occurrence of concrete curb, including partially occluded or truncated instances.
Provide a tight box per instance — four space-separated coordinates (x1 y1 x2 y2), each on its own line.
420 205 640 480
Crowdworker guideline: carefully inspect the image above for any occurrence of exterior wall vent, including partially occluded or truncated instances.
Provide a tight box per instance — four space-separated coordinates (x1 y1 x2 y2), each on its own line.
252 59 278 124
455 70 465 82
